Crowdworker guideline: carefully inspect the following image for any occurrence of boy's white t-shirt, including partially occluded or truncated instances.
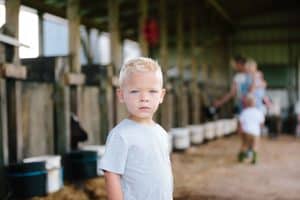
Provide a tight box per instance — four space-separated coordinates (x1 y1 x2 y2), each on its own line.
239 107 265 136
100 119 173 200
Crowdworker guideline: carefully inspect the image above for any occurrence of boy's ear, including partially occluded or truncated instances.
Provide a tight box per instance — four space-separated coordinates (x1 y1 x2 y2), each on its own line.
159 88 166 104
117 88 124 103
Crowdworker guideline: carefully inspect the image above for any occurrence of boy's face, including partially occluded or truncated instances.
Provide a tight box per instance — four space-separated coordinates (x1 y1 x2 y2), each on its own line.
247 64 257 74
117 71 165 124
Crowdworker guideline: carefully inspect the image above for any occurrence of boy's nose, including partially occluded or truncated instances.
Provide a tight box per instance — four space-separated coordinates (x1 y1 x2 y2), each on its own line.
140 92 149 102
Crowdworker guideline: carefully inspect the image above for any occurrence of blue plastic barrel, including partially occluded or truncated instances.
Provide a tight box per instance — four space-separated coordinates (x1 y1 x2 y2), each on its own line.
63 150 98 181
6 161 47 198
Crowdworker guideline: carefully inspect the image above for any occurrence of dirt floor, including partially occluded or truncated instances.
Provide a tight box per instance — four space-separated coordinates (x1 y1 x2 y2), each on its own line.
32 134 300 200
172 134 300 200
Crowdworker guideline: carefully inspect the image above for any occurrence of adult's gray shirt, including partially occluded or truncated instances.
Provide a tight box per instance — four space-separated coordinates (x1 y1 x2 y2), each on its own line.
100 118 173 200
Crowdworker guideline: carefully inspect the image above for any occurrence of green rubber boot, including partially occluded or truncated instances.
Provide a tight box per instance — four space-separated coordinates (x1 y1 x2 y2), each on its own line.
251 151 257 164
238 151 246 162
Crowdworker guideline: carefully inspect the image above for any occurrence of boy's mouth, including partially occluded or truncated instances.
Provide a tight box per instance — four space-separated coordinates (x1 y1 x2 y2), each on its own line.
139 106 151 110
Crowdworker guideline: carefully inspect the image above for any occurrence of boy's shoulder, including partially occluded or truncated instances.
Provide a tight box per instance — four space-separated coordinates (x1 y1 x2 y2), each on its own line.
111 119 167 136
110 119 133 134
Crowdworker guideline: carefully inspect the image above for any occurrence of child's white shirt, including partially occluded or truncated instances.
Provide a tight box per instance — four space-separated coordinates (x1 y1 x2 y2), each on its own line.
100 118 173 200
239 107 265 136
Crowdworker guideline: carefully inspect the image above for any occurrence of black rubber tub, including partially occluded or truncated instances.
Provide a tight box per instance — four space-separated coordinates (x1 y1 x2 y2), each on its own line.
6 161 47 198
63 150 98 181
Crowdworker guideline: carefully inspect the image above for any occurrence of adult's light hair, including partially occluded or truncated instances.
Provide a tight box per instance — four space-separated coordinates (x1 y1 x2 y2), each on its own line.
118 57 163 87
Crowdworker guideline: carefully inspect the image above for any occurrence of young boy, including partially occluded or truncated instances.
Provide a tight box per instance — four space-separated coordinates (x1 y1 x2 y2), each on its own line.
100 57 173 200
246 59 267 115
238 94 265 164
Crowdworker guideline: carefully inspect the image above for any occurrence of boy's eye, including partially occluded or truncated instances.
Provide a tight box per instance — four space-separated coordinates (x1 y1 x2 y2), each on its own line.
150 90 158 93
130 90 139 94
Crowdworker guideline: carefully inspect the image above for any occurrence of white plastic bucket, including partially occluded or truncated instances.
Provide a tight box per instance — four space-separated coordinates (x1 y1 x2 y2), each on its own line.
79 145 105 176
170 128 190 150
187 125 204 144
231 118 238 133
23 155 63 194
204 122 216 140
223 119 231 135
215 120 225 138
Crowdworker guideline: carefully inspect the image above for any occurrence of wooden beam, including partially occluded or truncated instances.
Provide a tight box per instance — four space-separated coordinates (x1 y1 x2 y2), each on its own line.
0 78 8 197
0 63 27 80
22 0 107 30
5 0 20 64
206 0 233 25
68 0 80 74
233 38 300 45
64 73 85 85
138 0 148 56
54 57 71 154
159 0 173 130
190 6 201 124
108 0 121 73
5 0 23 163
176 0 184 80
176 0 189 127
80 27 93 65
237 22 300 30
68 0 82 120
0 34 29 48
298 59 300 100
108 0 123 126
159 0 168 77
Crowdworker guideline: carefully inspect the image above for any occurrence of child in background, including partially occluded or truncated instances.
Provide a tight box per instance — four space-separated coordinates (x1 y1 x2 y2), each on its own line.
238 94 265 164
246 59 267 115
100 57 173 200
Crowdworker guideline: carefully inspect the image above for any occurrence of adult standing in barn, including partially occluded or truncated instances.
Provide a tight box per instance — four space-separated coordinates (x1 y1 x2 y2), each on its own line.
214 55 252 162
214 55 251 115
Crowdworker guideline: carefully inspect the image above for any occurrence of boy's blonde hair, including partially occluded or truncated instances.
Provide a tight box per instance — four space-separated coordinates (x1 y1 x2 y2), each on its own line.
119 57 163 87
246 58 257 71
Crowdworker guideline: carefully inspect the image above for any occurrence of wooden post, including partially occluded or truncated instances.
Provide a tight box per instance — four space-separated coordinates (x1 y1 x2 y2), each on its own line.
139 0 148 57
68 0 81 115
99 77 110 144
0 79 8 197
108 0 125 126
109 0 121 71
80 27 93 64
202 62 208 105
298 59 300 100
158 0 172 130
54 57 71 154
5 0 20 65
65 0 83 152
176 0 188 127
1 0 22 196
5 0 23 163
190 7 201 124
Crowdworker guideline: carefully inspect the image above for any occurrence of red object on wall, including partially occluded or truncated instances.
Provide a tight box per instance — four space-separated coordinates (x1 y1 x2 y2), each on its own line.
143 18 159 47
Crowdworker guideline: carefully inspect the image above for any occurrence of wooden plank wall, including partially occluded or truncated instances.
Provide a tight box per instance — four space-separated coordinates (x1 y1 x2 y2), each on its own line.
80 86 101 144
21 83 54 157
